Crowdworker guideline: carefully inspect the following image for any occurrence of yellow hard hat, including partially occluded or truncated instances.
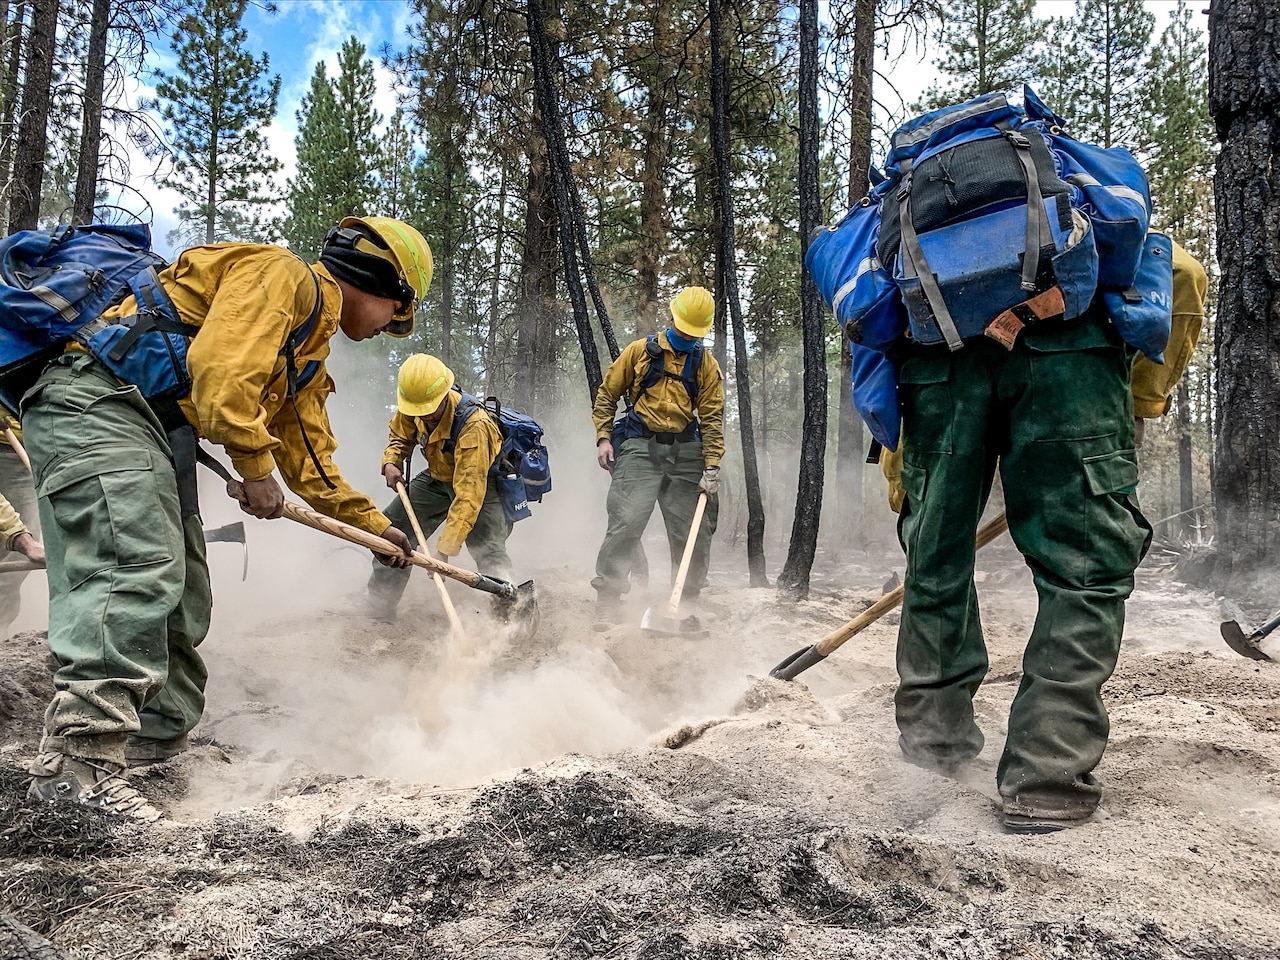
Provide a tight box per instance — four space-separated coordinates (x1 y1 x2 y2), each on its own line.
397 353 454 417
326 216 434 338
670 285 714 338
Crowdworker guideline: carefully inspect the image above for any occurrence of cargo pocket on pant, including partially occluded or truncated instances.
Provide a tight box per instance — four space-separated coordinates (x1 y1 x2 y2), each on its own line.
1081 447 1151 582
898 354 953 459
39 449 175 590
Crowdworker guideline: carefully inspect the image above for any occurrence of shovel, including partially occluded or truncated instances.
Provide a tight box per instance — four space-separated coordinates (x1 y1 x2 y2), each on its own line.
770 511 1010 680
395 480 466 638
263 491 539 640
641 491 709 639
1219 610 1280 662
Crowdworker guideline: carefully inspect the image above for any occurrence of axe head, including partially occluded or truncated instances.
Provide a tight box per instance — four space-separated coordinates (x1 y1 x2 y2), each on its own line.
203 521 246 546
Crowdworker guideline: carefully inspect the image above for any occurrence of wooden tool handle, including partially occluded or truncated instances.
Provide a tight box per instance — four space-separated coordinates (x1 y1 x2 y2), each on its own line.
0 558 43 573
396 481 465 634
666 492 708 618
4 426 30 473
814 511 1009 657
279 499 482 588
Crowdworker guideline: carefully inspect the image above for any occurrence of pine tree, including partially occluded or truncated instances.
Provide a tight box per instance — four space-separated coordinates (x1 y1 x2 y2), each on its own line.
282 63 339 260
1068 0 1153 148
378 108 418 221
920 0 1044 109
151 0 281 245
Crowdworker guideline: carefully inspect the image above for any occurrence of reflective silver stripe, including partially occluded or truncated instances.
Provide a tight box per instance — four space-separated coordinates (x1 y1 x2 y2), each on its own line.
31 285 79 323
1067 173 1149 212
831 257 880 316
892 93 1009 152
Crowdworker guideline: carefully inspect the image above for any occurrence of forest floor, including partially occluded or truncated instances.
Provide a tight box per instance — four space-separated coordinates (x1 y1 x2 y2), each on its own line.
2 526 1279 959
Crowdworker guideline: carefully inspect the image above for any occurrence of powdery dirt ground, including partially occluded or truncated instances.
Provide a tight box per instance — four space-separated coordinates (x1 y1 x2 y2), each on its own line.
2 531 1279 959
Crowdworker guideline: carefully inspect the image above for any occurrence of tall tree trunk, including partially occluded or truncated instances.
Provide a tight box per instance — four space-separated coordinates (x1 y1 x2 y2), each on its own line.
484 167 507 397
634 0 671 339
1177 378 1194 537
834 0 875 556
513 143 551 411
8 0 55 232
1208 0 1280 588
440 145 456 363
777 0 826 598
0 0 23 230
72 0 110 225
710 0 766 586
527 0 604 398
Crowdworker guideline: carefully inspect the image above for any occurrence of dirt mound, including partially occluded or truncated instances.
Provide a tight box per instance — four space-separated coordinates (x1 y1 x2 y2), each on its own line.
1 541 1278 958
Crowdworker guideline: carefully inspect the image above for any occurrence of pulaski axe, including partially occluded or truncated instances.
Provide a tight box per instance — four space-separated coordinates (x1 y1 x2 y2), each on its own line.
1219 610 1280 662
204 520 248 580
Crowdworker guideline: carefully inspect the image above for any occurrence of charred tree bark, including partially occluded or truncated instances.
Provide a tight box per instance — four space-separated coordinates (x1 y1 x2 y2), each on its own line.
634 0 672 339
834 0 875 556
710 0 766 586
1208 0 1280 587
513 142 554 412
777 0 827 598
8 0 55 232
72 0 110 225
527 0 619 401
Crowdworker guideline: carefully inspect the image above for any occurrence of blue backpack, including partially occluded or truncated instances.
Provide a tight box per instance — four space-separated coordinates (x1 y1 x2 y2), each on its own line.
805 85 1156 450
0 222 325 417
447 389 551 523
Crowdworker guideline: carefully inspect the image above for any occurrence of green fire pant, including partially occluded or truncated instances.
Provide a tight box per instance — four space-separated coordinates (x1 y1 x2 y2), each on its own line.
592 436 718 599
22 356 212 765
367 470 513 616
0 443 39 636
895 317 1151 819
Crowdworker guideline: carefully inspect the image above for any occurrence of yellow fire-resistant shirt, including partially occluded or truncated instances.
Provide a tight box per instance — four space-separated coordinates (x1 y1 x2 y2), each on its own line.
1130 238 1208 419
0 491 26 549
380 389 504 556
880 239 1207 513
100 244 389 536
591 332 725 468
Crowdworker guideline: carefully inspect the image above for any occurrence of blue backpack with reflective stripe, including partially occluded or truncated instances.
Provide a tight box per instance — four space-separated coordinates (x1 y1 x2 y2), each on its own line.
0 223 324 417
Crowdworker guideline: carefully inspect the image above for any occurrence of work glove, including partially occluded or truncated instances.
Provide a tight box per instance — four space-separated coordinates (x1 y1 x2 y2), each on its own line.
698 466 720 496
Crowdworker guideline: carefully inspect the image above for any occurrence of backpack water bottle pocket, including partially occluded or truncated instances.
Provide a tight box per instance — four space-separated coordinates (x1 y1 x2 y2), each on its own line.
498 472 532 523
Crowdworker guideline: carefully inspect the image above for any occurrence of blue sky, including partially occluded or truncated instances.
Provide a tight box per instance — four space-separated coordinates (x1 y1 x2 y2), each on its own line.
131 0 415 254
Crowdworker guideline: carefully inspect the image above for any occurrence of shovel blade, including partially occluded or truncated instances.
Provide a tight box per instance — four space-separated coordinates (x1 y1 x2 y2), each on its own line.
640 606 708 639
507 579 539 642
1220 620 1273 662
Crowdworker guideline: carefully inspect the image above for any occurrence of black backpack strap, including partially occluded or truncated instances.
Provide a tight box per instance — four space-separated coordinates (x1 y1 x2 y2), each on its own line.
895 158 965 353
102 267 200 362
278 264 335 490
999 120 1051 294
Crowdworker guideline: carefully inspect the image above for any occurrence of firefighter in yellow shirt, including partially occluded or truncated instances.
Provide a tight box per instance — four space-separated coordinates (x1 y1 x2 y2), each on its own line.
368 354 514 622
591 286 725 624
25 216 428 819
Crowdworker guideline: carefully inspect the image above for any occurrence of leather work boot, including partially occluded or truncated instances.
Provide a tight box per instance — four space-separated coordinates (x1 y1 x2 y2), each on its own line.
125 733 188 768
27 752 163 822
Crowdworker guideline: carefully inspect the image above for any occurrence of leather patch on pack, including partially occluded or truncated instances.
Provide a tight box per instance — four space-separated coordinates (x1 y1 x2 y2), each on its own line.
984 286 1066 350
